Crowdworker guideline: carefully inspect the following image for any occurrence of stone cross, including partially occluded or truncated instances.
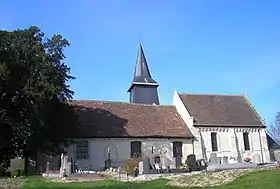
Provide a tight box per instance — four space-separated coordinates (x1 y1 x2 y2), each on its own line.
138 161 144 175
46 162 50 172
160 147 168 169
66 162 71 176
59 153 64 178
107 147 111 158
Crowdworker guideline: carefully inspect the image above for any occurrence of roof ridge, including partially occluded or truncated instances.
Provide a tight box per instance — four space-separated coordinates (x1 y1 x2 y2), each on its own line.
178 93 243 97
242 94 266 126
71 99 174 108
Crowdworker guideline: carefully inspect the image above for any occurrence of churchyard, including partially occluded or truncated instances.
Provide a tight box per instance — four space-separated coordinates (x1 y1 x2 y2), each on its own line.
2 151 280 189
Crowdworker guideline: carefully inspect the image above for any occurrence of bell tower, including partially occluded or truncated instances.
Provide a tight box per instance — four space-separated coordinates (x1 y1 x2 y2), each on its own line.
127 44 160 105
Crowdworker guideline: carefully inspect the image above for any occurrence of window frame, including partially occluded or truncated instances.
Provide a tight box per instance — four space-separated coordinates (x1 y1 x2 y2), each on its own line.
130 141 142 158
75 140 89 160
211 132 218 152
243 132 250 151
173 141 183 157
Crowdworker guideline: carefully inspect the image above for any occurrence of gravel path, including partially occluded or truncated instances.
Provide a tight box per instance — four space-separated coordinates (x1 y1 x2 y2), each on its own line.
168 168 263 188
0 178 23 189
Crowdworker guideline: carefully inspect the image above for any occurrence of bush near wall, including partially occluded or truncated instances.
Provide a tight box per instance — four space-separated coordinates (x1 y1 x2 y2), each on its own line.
8 158 25 177
123 157 140 174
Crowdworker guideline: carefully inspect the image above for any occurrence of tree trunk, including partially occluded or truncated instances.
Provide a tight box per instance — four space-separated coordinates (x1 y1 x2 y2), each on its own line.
35 148 41 173
24 154 29 176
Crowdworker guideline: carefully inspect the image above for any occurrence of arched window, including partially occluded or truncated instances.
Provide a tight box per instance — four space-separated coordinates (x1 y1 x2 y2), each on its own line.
130 141 142 158
173 141 182 157
211 132 218 152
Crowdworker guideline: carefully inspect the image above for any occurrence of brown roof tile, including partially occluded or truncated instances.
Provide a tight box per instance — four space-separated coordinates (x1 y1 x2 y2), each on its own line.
71 100 193 138
178 93 265 127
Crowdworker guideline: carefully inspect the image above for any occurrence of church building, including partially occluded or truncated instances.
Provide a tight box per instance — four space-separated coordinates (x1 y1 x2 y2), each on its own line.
59 44 270 171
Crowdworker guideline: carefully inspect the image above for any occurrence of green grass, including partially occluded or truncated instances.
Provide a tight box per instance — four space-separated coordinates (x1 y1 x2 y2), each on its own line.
7 169 280 189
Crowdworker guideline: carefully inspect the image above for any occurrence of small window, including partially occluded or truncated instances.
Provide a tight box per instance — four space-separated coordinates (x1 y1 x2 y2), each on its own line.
211 132 218 152
243 133 250 151
131 141 141 158
75 141 89 159
173 141 183 157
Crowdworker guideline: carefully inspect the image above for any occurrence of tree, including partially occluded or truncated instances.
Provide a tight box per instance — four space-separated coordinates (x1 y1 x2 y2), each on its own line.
0 26 78 174
268 112 280 145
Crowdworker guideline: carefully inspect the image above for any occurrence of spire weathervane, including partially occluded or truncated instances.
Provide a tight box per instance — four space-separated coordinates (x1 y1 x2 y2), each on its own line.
138 31 142 45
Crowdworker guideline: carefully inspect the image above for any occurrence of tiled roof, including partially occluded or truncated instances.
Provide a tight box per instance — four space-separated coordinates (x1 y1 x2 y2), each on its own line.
178 93 265 127
71 100 193 138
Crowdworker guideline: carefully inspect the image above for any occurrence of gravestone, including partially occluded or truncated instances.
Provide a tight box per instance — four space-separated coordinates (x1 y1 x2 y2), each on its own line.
196 159 207 170
64 156 68 171
59 154 70 177
59 154 64 178
142 157 150 174
160 147 169 169
66 162 71 176
161 156 167 169
138 161 144 174
105 158 112 169
46 162 50 172
186 154 197 168
209 153 217 165
200 159 206 167
217 157 222 164
222 156 228 164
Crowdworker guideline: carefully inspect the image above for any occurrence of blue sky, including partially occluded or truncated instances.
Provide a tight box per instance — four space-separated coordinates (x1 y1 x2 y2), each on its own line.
1 0 280 125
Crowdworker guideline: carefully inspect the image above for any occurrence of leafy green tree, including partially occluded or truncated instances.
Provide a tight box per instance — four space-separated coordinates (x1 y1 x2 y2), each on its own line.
0 26 77 174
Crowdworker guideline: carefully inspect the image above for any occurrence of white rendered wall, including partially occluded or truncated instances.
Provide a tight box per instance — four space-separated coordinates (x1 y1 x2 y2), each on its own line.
172 90 270 164
199 127 270 163
65 138 193 171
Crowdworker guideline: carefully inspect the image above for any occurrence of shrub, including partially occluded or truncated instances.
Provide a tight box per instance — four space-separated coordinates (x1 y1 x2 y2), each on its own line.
178 163 188 170
8 168 24 177
123 157 140 174
0 167 11 177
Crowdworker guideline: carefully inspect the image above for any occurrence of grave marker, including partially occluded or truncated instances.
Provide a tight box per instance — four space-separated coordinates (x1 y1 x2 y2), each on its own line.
209 153 217 165
222 156 228 164
186 154 197 168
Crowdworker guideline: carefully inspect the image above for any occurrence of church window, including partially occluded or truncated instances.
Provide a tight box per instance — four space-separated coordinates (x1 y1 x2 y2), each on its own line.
173 141 183 157
211 132 218 152
243 132 250 151
75 141 89 159
130 141 142 158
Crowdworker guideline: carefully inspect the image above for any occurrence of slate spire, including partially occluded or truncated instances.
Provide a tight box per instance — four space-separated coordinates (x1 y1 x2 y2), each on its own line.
132 44 158 84
128 44 160 105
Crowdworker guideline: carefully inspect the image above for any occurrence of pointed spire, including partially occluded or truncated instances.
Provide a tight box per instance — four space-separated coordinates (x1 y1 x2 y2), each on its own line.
127 44 160 105
131 44 158 85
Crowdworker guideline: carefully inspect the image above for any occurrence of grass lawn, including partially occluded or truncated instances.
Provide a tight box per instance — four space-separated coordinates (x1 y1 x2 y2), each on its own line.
5 169 280 189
